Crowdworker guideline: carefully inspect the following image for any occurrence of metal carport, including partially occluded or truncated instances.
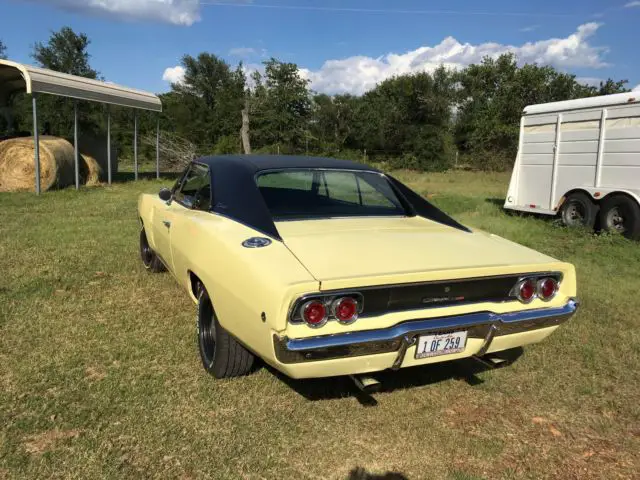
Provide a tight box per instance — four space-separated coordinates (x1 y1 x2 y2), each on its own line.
0 59 163 194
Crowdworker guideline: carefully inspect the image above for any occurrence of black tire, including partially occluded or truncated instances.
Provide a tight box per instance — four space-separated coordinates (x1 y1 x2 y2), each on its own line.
560 192 598 229
197 288 255 379
599 194 640 240
139 227 166 273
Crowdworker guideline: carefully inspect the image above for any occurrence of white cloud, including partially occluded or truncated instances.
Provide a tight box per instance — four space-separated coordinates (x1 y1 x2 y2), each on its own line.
162 65 185 84
633 84 640 92
229 47 256 57
520 25 539 32
28 0 201 25
625 1 640 7
576 77 603 87
162 61 264 87
302 23 610 95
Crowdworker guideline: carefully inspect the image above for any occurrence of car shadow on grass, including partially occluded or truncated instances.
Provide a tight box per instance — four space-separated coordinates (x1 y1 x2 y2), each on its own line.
348 467 408 479
268 348 524 407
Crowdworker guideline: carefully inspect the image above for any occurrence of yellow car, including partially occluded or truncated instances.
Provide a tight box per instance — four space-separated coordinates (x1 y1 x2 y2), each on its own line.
138 155 578 382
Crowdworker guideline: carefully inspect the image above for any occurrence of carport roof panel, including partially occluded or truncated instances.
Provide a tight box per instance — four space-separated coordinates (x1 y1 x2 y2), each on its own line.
0 59 162 112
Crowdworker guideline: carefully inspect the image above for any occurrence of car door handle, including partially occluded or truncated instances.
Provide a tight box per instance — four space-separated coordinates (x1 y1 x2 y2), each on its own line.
162 221 171 229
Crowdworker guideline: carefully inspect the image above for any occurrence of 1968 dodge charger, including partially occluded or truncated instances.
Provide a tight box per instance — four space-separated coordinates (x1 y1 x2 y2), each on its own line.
138 155 578 381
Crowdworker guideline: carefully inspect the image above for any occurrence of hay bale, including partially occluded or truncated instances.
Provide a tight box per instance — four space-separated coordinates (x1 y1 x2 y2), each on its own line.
81 154 101 186
78 134 117 181
0 136 75 192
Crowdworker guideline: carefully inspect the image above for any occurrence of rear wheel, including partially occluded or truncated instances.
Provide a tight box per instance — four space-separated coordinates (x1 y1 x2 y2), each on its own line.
599 194 640 240
560 192 598 229
139 227 165 272
197 288 255 379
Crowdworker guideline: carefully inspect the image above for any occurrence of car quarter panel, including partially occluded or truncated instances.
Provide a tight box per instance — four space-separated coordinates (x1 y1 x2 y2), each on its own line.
166 209 319 361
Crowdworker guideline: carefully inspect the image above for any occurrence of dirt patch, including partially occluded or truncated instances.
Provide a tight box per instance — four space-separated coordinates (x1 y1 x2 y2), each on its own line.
23 429 81 455
85 366 107 382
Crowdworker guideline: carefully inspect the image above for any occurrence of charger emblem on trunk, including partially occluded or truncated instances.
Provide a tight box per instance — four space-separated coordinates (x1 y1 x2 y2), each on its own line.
421 286 464 305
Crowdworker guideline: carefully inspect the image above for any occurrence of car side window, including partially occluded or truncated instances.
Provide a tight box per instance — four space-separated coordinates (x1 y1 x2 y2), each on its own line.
173 163 212 211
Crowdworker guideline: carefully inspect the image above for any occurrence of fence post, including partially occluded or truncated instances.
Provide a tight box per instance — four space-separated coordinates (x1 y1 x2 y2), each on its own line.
74 100 79 189
32 94 41 195
107 107 112 185
156 118 160 179
134 112 138 181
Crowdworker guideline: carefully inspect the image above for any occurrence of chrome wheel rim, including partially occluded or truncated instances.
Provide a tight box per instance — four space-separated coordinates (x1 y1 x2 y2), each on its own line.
200 309 216 363
565 202 585 226
140 230 153 266
606 207 626 233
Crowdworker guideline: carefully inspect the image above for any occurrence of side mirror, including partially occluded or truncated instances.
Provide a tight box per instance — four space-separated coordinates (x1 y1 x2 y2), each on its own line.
159 188 172 202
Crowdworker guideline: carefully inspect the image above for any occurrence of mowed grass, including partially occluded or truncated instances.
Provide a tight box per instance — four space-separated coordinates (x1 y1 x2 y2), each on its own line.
1 170 639 479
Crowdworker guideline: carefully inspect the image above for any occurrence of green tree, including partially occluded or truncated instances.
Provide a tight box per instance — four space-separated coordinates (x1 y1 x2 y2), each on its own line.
590 78 629 96
24 27 101 138
170 53 246 152
310 93 358 153
250 59 312 151
33 27 98 79
351 66 456 170
453 54 628 170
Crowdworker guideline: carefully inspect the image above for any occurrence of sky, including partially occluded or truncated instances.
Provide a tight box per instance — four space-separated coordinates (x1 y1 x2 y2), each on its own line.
0 0 639 95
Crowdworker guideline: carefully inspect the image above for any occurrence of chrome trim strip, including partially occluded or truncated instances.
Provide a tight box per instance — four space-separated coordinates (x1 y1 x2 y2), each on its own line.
274 299 578 364
331 271 563 294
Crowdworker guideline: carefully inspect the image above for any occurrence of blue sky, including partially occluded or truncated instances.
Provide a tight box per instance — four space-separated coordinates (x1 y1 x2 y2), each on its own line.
1 0 639 95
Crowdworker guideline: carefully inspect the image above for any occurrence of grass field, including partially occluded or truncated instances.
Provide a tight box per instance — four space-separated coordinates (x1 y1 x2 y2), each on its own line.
1 170 639 479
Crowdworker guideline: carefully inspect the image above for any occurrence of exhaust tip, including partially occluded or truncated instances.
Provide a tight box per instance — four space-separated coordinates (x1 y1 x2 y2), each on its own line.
350 374 382 394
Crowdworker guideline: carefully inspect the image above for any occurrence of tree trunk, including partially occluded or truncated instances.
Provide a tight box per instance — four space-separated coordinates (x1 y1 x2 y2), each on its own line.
241 98 251 154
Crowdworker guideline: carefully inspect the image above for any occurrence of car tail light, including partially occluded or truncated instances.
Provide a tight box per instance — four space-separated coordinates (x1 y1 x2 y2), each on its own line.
333 297 359 324
517 279 536 303
302 301 327 328
537 277 558 301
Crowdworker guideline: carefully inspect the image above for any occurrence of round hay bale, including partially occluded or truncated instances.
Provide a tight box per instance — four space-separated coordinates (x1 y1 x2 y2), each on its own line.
78 134 117 181
0 136 75 192
81 154 101 186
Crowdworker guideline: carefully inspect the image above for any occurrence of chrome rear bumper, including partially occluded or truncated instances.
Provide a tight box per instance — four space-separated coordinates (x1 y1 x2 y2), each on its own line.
274 299 578 365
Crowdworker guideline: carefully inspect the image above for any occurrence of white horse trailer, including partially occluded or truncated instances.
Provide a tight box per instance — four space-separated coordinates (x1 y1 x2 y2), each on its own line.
504 92 640 239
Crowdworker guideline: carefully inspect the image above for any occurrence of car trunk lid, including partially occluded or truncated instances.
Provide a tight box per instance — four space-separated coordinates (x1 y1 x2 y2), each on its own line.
277 217 559 291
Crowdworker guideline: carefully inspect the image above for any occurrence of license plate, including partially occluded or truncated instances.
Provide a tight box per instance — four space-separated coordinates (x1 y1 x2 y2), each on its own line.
415 331 468 359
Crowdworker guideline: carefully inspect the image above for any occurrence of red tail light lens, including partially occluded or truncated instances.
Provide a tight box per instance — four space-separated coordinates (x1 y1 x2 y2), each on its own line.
302 301 327 327
333 297 359 324
518 279 536 303
538 278 558 301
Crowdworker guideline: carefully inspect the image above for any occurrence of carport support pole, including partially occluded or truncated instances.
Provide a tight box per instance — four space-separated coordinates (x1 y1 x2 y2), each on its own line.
156 117 160 179
107 107 112 185
74 100 79 190
32 94 41 195
134 112 138 181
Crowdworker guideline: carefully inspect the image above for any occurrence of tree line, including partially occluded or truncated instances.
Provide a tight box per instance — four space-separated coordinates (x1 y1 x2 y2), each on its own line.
0 27 630 171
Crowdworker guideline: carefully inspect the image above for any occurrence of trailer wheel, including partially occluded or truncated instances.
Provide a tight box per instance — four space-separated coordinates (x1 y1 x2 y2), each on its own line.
560 192 598 229
599 194 640 240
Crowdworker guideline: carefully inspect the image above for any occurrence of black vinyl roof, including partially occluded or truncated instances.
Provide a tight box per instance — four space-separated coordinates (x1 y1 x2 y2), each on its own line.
193 155 469 240
197 154 379 173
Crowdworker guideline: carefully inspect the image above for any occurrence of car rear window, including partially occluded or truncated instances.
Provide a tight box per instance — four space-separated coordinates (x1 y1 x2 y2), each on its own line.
256 169 408 220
